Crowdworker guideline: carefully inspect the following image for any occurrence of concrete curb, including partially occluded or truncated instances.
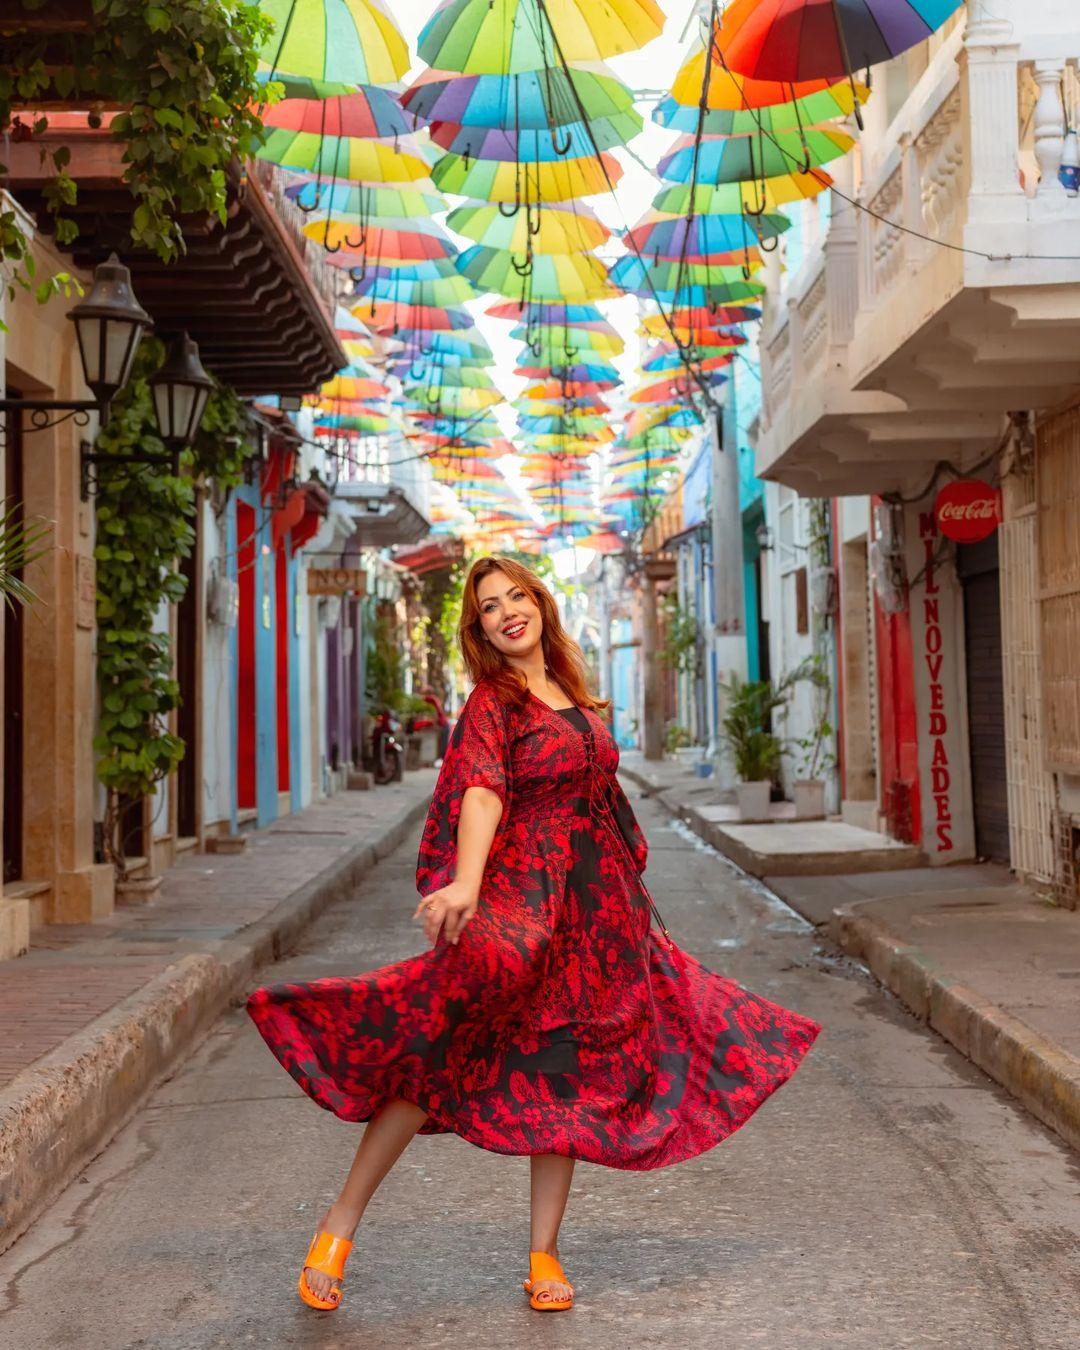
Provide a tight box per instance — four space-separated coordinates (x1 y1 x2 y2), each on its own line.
828 904 1080 1155
622 763 1080 1155
0 791 431 1255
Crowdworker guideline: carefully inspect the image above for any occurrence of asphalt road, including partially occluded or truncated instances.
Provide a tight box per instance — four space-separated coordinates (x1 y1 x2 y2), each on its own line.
3 784 1079 1349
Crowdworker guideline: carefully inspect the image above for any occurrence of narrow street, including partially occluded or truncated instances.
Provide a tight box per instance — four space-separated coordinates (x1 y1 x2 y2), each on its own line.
3 785 1078 1350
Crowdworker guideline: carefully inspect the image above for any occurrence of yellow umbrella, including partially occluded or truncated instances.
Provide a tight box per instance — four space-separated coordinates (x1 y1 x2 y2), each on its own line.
447 202 610 254
433 151 623 203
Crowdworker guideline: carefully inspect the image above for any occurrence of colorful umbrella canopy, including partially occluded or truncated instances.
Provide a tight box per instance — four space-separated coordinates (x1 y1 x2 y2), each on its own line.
255 0 409 88
653 81 867 136
456 246 615 301
428 114 642 160
285 180 448 216
257 131 433 181
358 301 475 331
262 89 418 141
670 41 869 111
626 210 787 258
719 0 963 84
352 273 478 304
652 172 831 214
402 66 635 129
612 256 763 293
447 202 609 253
638 310 761 335
433 150 622 201
305 218 456 262
418 0 664 75
656 129 854 184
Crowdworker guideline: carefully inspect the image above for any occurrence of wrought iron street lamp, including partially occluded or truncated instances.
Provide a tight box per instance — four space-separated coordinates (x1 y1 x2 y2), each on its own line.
148 332 213 457
69 253 152 419
0 253 215 496
0 252 151 431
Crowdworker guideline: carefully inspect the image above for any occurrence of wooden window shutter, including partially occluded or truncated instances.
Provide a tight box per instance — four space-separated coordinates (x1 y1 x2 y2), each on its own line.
795 566 809 635
1037 401 1080 770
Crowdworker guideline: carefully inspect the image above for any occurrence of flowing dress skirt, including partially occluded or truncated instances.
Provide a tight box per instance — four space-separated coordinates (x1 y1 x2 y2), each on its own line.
247 690 820 1171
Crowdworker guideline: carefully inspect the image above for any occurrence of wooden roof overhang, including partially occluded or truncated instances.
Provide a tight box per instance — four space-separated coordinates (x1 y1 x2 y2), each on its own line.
3 128 346 397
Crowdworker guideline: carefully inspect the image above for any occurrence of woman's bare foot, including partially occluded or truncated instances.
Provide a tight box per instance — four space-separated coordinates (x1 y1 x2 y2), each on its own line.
302 1201 359 1305
529 1246 574 1305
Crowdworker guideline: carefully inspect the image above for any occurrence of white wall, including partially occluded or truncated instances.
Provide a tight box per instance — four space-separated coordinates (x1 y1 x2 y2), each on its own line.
200 497 234 830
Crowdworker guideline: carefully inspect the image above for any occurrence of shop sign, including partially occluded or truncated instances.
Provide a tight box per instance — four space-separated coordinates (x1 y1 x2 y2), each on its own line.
307 567 367 596
934 480 1001 543
919 510 953 853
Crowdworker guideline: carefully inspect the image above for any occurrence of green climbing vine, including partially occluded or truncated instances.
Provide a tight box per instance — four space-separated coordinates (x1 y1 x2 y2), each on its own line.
92 338 252 871
0 0 278 314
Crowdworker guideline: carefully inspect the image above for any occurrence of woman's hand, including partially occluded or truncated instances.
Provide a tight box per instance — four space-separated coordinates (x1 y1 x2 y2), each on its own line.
413 879 480 947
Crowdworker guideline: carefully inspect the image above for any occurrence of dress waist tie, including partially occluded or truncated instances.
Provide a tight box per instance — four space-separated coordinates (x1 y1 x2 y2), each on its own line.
579 724 675 950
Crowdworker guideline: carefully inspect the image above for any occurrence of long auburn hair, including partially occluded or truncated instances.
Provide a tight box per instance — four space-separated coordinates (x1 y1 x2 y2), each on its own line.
458 556 610 714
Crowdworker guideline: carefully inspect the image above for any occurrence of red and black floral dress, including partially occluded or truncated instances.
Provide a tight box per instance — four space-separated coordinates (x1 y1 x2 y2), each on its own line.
247 679 820 1170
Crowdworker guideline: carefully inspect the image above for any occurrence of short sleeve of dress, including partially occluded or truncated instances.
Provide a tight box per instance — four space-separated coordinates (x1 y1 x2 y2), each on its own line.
414 681 510 898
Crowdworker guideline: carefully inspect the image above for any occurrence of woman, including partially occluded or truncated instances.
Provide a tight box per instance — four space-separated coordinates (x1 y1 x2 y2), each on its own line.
247 556 820 1315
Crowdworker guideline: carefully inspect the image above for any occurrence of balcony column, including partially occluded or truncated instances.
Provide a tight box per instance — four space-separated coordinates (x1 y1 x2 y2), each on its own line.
825 146 858 346
1032 61 1067 197
962 2 1025 226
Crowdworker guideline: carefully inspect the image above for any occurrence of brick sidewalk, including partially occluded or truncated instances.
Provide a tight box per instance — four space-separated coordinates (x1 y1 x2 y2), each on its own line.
0 775 436 1089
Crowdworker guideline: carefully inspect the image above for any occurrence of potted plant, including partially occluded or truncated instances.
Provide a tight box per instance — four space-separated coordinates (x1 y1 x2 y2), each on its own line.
720 675 784 821
789 657 836 820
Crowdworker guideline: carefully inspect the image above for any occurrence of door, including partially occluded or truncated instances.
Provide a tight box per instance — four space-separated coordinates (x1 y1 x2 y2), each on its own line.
958 535 1009 862
3 401 24 882
236 499 257 811
175 521 199 839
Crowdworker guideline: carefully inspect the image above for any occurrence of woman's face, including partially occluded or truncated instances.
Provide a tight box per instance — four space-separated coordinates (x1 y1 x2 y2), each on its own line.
475 569 543 662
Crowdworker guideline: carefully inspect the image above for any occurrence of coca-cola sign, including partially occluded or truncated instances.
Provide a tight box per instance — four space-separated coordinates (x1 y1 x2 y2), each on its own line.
934 480 1001 543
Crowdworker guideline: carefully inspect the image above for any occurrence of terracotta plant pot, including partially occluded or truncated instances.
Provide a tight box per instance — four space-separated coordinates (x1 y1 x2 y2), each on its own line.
794 778 826 820
736 780 771 822
115 875 162 906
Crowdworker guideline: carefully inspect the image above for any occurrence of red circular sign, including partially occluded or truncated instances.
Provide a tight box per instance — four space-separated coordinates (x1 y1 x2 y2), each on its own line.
934 480 1001 543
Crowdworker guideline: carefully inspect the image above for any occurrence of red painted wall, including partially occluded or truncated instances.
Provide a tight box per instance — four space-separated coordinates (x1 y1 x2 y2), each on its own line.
236 500 257 811
275 544 290 793
874 597 922 844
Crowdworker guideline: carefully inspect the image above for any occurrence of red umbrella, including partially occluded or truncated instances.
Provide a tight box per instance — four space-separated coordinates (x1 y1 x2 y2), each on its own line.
719 0 962 85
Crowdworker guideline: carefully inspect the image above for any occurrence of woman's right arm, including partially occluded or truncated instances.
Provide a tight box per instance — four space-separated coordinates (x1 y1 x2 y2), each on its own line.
413 784 503 946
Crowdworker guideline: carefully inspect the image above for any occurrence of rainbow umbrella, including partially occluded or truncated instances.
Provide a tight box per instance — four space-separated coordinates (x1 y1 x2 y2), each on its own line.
523 379 620 398
263 89 418 141
488 300 612 324
418 0 664 74
352 274 478 305
402 65 635 128
657 129 854 184
254 0 409 88
429 114 642 160
514 362 619 383
638 311 761 336
447 202 609 253
320 374 390 400
654 82 867 136
652 172 831 214
285 180 447 215
643 351 735 374
719 0 963 84
257 131 433 181
305 218 456 262
456 247 615 301
358 301 475 331
626 210 787 258
611 256 763 292
433 151 622 202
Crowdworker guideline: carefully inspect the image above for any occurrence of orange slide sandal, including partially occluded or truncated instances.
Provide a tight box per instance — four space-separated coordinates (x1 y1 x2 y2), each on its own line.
522 1250 575 1311
297 1230 353 1310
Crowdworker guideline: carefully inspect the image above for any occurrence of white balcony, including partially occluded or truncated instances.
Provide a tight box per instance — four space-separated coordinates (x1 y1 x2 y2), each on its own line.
756 1 1080 496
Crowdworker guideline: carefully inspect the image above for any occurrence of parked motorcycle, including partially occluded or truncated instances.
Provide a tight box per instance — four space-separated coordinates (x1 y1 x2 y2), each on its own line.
370 707 404 785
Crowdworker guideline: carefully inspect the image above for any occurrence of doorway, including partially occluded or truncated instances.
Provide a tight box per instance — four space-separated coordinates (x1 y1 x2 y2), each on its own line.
958 534 1009 862
175 522 199 840
3 400 24 883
